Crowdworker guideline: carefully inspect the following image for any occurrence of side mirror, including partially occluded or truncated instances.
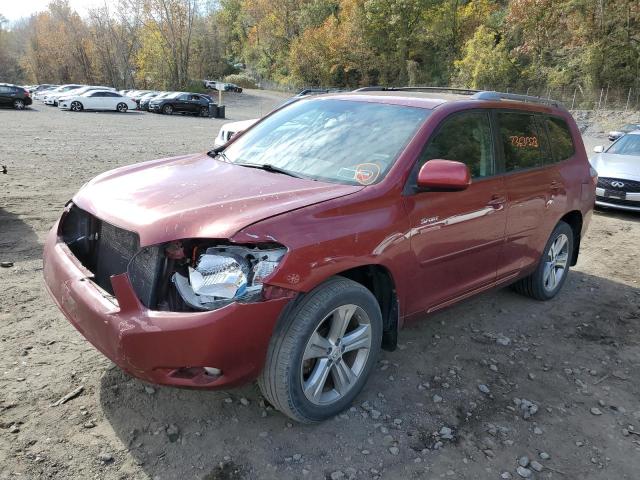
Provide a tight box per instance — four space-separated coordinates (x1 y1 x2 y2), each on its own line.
417 159 471 191
593 145 604 153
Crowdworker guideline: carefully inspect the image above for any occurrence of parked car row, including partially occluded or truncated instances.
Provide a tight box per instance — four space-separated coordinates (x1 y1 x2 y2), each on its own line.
14 83 220 117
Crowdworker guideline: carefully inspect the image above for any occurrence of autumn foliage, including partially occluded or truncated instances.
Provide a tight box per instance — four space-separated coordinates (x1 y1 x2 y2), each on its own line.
0 0 638 92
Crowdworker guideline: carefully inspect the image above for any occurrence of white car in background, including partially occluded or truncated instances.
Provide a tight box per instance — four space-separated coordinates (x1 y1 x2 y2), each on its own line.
214 118 258 147
42 84 85 105
54 86 115 105
591 131 640 212
59 90 137 112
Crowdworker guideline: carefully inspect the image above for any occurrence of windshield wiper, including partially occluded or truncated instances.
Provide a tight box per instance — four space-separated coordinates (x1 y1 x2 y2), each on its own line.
208 149 230 162
236 163 304 179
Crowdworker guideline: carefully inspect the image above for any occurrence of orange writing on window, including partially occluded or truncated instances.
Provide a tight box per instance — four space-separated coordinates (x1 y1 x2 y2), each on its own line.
509 135 539 148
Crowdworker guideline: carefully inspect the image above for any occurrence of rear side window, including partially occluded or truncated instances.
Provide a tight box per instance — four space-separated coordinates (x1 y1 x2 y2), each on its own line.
497 112 543 171
421 111 494 178
545 116 575 162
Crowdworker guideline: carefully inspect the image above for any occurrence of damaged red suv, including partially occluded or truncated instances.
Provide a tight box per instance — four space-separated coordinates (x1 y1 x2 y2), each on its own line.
43 88 595 422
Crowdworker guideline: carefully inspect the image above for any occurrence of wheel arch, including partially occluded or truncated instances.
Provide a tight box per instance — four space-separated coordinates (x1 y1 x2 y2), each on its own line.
334 265 398 351
559 210 582 266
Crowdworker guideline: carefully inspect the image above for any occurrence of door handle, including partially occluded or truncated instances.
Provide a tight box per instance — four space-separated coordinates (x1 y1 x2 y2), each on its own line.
487 195 506 208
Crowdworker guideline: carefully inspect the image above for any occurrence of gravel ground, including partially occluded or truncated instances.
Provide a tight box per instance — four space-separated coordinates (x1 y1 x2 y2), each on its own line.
1 92 639 480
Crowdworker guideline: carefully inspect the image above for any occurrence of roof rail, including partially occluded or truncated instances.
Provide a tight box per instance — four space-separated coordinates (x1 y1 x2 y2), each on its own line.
353 86 480 95
353 86 565 109
472 90 564 108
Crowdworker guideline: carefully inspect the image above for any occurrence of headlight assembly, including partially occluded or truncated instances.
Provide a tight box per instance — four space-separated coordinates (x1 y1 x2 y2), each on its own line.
172 244 286 311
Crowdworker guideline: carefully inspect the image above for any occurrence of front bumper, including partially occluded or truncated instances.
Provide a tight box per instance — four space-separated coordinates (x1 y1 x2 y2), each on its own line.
595 187 640 212
42 223 291 388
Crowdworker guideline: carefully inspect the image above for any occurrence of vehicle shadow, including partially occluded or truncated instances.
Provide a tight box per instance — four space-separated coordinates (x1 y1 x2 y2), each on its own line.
0 207 42 262
99 270 640 479
594 205 640 222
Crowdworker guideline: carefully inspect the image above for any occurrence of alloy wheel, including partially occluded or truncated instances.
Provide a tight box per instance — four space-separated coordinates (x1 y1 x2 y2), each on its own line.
300 304 372 406
13 99 25 110
117 103 127 112
543 233 569 292
163 105 173 114
71 101 82 112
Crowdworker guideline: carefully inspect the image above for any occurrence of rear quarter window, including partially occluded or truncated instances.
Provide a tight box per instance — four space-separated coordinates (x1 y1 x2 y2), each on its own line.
545 116 575 162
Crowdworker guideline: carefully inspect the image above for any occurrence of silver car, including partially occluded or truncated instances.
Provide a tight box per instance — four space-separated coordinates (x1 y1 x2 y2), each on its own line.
591 131 640 212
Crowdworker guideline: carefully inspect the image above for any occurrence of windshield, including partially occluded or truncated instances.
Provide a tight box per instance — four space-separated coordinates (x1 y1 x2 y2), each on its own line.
221 98 430 185
607 134 640 156
621 124 640 132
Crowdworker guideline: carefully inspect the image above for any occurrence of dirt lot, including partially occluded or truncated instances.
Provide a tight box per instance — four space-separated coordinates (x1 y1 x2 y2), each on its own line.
1 91 639 480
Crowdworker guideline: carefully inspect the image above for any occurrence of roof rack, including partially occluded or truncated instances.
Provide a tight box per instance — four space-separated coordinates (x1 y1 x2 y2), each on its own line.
471 90 564 108
353 86 481 95
353 86 565 109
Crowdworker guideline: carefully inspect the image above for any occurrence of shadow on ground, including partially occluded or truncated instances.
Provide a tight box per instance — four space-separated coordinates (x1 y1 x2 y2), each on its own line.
99 271 640 480
0 207 41 262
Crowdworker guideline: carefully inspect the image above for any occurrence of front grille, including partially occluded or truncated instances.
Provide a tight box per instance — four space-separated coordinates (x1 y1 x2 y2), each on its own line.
597 177 640 193
60 205 163 307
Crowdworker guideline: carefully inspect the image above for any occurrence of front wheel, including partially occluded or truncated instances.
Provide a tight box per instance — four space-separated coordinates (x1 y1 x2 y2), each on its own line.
199 106 208 117
162 104 173 115
512 221 573 300
116 102 128 113
13 99 25 110
70 101 83 112
258 277 382 423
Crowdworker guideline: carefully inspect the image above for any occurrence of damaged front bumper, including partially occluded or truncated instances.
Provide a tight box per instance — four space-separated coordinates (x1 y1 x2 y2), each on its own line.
42 222 291 389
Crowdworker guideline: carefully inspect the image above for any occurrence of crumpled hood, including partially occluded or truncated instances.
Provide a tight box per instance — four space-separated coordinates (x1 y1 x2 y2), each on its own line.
73 153 363 246
590 153 640 181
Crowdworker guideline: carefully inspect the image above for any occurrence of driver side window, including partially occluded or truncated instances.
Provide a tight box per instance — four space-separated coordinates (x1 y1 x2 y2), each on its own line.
421 111 495 178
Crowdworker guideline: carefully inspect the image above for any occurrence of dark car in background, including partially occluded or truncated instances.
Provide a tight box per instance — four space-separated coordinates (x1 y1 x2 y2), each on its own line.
149 92 213 116
139 91 172 111
0 83 33 109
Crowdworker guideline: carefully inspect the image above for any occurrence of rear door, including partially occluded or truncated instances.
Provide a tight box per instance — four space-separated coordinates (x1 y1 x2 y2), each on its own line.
103 92 121 110
496 111 562 279
403 110 508 314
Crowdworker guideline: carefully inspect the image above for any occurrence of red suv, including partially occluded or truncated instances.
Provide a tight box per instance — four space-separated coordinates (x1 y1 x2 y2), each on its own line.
43 88 595 422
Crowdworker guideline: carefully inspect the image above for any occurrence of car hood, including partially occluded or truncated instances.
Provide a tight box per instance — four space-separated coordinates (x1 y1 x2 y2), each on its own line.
590 153 640 180
73 153 364 246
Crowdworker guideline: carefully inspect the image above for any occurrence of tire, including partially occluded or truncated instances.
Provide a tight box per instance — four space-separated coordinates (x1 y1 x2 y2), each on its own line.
512 221 573 300
70 101 83 112
116 102 128 113
13 99 25 110
258 276 382 423
199 106 208 117
162 104 173 115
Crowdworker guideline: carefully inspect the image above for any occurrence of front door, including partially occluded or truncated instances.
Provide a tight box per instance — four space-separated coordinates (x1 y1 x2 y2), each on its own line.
404 110 507 315
0 85 15 105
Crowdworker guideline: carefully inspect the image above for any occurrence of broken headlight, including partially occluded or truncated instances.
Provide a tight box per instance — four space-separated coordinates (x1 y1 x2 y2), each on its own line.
172 244 286 311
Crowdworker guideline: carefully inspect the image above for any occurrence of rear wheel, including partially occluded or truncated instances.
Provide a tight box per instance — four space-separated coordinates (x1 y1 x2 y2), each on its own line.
162 104 173 115
116 102 128 113
70 101 83 112
512 221 573 300
13 99 25 110
258 277 382 423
